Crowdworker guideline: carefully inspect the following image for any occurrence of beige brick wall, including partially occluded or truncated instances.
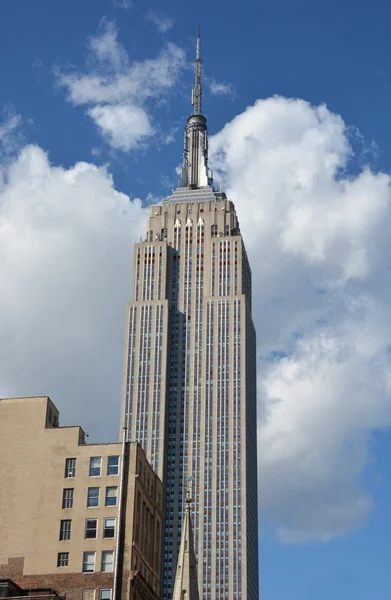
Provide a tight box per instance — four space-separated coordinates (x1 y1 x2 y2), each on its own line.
0 397 163 600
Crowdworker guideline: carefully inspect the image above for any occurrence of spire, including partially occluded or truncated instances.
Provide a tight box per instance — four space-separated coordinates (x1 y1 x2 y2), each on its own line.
192 25 202 115
179 27 211 189
172 491 200 600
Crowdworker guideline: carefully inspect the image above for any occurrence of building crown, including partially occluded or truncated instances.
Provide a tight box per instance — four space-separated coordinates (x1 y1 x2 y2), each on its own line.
178 27 212 190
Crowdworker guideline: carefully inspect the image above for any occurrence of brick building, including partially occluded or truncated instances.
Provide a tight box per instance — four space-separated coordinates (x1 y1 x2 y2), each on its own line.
0 397 163 600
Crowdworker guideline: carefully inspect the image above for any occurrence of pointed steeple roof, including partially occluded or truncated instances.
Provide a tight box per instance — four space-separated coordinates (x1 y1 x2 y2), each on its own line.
172 491 200 600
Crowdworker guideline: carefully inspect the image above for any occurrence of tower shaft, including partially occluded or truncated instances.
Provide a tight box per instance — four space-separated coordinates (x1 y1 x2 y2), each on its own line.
120 30 259 600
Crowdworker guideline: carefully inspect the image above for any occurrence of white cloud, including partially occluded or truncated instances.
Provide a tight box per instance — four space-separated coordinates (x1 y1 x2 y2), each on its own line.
88 104 153 151
208 79 234 97
3 94 391 545
210 96 391 542
0 111 22 155
56 21 185 150
0 138 147 439
0 113 21 140
146 10 175 34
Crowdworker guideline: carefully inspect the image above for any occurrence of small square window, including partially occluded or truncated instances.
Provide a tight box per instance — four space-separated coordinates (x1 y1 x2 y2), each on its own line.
101 551 114 573
87 487 100 508
99 590 112 600
103 518 116 539
82 591 95 600
107 456 119 476
57 552 69 567
59 519 71 541
62 488 74 509
64 458 76 478
85 519 98 539
82 552 95 573
89 457 102 477
105 487 118 507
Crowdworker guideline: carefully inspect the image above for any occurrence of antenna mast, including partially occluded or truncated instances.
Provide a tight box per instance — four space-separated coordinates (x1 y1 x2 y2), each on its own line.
192 25 202 115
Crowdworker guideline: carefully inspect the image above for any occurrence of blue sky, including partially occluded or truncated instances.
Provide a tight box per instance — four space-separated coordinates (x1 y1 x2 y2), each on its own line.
1 1 391 599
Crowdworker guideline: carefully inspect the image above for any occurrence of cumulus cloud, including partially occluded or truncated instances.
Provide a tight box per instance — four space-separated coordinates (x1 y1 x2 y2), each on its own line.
88 104 153 151
146 10 175 34
2 94 391 545
56 20 185 150
0 138 146 439
210 96 391 542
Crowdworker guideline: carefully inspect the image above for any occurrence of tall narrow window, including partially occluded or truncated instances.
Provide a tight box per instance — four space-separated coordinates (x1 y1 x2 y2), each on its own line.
59 519 71 541
82 552 96 573
105 487 118 507
85 519 98 539
101 551 114 573
89 457 102 477
103 518 116 538
87 487 100 508
64 458 76 478
107 456 119 476
62 488 74 509
57 552 69 567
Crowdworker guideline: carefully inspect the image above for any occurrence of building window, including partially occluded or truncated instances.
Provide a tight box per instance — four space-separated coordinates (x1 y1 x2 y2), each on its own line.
103 518 116 538
105 487 118 507
99 590 112 600
82 591 95 600
107 456 119 476
101 551 114 573
57 552 69 567
82 552 96 573
59 519 71 541
87 487 100 508
85 519 98 539
62 488 74 509
89 457 102 477
64 458 76 478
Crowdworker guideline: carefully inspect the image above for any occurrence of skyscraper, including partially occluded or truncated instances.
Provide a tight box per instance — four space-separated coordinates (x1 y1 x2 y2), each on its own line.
120 30 259 600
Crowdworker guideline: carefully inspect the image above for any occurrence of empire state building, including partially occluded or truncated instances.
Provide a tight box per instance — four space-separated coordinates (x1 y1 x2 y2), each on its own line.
120 30 259 600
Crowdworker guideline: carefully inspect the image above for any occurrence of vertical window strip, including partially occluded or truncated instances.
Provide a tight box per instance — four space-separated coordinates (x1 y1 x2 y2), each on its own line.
125 306 137 437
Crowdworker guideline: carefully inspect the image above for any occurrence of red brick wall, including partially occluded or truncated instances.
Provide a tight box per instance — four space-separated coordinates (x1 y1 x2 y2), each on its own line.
0 557 120 600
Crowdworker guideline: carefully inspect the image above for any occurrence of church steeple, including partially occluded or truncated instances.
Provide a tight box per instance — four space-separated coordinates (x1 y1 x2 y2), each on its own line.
172 491 200 600
179 27 211 189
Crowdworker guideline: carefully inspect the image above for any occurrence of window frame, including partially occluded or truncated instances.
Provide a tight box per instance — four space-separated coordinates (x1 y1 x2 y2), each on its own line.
62 488 74 509
99 590 112 600
82 591 95 600
82 551 96 573
87 487 100 508
107 456 119 476
105 486 118 507
89 456 102 477
59 519 72 541
85 518 98 539
103 517 116 539
57 552 69 568
101 550 114 573
64 458 76 478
